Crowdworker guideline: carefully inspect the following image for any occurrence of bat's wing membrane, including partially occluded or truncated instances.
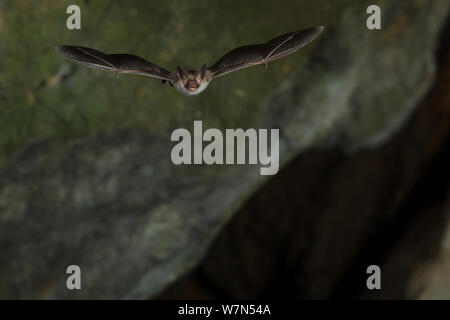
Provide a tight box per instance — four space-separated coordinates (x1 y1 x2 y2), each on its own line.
208 26 324 79
56 46 172 80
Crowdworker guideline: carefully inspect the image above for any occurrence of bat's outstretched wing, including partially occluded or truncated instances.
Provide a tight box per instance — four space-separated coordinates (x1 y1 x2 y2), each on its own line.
208 26 324 79
55 45 173 80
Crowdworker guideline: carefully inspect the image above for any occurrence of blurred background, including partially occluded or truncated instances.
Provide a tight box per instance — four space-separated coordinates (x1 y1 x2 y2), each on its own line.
0 0 449 299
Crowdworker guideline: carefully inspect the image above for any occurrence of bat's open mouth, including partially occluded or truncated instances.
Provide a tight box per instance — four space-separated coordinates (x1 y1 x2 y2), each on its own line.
186 81 198 91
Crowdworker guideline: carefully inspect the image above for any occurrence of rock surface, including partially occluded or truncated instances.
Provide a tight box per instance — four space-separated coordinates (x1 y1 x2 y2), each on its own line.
0 0 449 299
160 18 450 299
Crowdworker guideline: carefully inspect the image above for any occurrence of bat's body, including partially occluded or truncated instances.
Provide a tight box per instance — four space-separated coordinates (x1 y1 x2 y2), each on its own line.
171 67 213 96
56 26 323 96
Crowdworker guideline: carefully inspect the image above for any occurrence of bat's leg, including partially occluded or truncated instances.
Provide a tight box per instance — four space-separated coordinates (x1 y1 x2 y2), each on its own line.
161 80 174 87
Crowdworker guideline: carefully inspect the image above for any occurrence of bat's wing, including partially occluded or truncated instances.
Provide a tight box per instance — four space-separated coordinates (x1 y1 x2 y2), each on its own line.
55 45 173 80
208 26 324 79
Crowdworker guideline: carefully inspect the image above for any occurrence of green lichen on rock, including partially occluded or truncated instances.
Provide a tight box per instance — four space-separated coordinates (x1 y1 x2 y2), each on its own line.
0 0 348 165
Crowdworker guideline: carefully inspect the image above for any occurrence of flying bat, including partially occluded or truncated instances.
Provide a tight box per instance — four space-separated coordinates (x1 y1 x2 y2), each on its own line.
56 26 324 96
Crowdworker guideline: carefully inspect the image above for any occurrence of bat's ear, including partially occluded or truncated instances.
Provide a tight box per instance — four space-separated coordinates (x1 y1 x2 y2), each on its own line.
200 64 207 77
177 66 187 79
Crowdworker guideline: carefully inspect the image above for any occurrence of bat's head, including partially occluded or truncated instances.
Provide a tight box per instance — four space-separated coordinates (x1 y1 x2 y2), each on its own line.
174 65 211 96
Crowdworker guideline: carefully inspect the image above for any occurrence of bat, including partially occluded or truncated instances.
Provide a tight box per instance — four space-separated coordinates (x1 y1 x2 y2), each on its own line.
56 26 324 96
